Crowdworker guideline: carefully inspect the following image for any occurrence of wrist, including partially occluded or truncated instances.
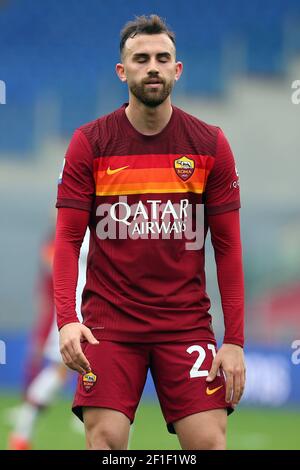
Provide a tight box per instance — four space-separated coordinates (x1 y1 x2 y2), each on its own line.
223 340 244 349
58 317 80 331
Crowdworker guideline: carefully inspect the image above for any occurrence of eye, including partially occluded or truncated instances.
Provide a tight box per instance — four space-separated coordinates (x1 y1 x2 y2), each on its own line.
135 57 147 63
158 55 170 63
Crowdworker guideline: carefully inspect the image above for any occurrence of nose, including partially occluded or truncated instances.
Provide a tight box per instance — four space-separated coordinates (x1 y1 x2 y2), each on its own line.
147 57 160 75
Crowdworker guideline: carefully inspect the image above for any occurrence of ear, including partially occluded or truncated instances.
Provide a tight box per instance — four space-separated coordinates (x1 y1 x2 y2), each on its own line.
174 61 183 81
116 63 127 82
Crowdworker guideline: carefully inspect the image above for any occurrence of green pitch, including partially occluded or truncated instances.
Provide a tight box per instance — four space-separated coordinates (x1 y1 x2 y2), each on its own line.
1 394 299 450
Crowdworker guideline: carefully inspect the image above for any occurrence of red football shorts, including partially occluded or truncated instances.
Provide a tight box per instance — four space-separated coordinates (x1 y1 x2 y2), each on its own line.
72 339 234 434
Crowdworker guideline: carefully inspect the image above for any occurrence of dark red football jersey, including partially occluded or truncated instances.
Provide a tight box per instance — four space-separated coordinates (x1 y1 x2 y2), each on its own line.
56 104 241 342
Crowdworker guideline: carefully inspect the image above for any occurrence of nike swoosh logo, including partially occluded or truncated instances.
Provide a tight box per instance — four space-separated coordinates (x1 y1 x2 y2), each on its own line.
206 385 223 395
107 165 129 175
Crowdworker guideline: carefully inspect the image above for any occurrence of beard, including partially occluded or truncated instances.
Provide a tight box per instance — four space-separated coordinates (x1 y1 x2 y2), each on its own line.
129 77 174 108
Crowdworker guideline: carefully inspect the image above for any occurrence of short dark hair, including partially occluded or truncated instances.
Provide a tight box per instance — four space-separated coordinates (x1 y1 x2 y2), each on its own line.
120 14 176 58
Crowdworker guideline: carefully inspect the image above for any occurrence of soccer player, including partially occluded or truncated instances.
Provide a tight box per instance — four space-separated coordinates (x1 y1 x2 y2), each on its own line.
54 15 246 450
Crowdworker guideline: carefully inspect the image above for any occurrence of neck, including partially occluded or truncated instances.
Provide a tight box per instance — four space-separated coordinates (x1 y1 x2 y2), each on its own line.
125 95 173 135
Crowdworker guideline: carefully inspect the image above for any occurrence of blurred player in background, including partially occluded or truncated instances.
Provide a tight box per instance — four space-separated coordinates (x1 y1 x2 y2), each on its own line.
8 227 89 450
22 231 57 394
54 15 246 450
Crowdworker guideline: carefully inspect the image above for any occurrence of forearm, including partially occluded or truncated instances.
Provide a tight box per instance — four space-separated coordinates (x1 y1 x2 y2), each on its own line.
208 210 245 347
53 208 89 329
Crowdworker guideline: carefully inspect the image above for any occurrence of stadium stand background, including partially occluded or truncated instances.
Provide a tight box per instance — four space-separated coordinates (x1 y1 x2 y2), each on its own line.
1 0 300 448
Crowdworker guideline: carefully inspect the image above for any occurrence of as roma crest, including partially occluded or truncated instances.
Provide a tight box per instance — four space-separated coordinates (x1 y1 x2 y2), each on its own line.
82 371 97 392
174 156 195 181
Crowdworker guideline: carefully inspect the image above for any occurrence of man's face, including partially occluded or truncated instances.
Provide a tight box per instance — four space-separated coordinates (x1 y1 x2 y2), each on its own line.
117 33 182 107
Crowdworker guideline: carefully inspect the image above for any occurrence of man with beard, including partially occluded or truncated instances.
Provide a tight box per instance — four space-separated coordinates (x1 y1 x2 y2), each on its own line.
54 14 245 450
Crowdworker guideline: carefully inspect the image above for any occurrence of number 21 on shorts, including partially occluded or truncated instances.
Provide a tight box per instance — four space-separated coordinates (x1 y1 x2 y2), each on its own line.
187 344 221 378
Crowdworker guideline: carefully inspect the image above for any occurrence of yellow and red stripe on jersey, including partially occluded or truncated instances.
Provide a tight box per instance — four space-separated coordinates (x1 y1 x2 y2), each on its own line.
93 154 215 196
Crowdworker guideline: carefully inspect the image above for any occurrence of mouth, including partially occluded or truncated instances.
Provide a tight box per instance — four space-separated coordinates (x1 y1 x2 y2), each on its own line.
145 83 162 89
144 78 164 85
144 80 163 90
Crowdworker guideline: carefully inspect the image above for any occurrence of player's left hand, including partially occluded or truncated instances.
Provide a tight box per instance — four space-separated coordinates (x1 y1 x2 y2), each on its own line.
206 343 246 406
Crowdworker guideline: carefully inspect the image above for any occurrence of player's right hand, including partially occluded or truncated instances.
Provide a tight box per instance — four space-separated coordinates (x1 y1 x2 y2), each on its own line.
59 322 99 374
